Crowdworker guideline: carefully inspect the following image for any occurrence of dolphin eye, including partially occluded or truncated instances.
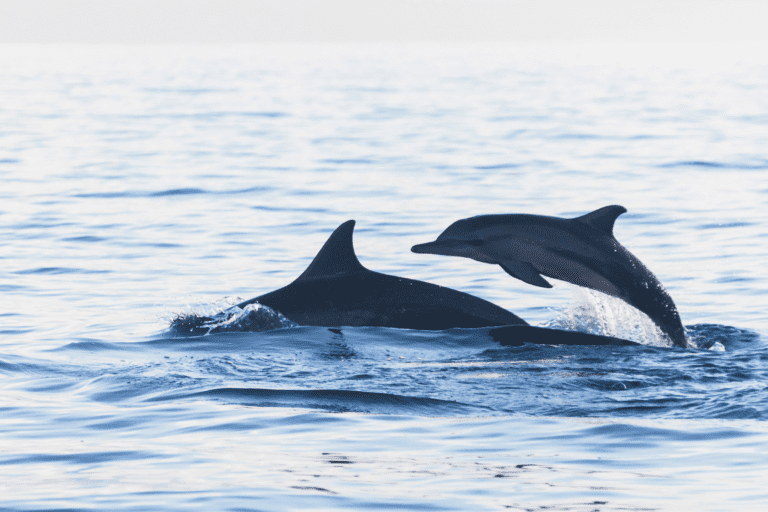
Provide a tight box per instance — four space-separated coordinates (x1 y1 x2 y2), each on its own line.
468 239 484 246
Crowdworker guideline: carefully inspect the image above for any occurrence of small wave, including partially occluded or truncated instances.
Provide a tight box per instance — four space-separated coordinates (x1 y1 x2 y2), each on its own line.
713 276 753 283
251 205 329 213
662 160 724 168
321 158 375 165
697 222 753 230
659 160 768 170
139 242 183 248
150 387 484 415
0 328 34 335
0 284 28 292
13 221 74 229
13 267 109 275
53 340 138 352
168 303 297 336
63 236 108 243
74 186 270 199
72 191 138 198
474 163 521 170
0 359 23 373
571 423 751 444
149 188 206 197
685 324 760 349
0 451 161 465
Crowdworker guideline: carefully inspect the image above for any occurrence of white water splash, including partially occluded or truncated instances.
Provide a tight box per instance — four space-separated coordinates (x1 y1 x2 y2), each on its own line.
543 286 671 347
709 342 726 352
207 303 298 333
158 296 244 326
167 300 297 336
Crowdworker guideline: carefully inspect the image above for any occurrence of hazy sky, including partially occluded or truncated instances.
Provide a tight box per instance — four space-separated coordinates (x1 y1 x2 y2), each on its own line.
1 0 766 44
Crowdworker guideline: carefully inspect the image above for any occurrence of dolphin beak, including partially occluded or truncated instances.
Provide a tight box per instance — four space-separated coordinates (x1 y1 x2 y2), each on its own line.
411 239 464 255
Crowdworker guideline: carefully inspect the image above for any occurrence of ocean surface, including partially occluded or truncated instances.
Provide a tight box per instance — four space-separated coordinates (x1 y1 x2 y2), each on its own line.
1 43 767 511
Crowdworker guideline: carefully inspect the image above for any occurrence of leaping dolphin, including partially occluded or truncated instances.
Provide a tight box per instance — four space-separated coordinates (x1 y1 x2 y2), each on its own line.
411 206 688 348
236 220 528 329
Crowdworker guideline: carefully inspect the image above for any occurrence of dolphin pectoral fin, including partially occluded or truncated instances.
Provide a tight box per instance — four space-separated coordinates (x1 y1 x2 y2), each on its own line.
498 260 553 288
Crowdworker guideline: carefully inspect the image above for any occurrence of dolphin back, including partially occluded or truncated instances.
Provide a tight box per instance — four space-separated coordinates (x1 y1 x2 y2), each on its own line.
238 220 528 330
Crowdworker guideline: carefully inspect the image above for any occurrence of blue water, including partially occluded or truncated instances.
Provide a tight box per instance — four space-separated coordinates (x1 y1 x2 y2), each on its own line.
1 43 767 511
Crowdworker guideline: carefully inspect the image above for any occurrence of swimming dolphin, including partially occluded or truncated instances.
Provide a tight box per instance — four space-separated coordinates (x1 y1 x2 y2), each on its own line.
411 206 688 348
236 220 527 329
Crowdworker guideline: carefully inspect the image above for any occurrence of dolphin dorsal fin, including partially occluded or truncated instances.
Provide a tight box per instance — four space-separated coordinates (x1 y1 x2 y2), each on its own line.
296 220 367 281
574 205 627 236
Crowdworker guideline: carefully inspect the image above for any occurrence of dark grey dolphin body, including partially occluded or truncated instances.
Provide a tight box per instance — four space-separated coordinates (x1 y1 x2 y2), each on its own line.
411 206 687 347
236 220 527 329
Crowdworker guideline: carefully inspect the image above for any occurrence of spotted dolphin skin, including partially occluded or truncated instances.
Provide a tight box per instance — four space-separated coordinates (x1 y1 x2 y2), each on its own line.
411 206 688 348
236 220 528 329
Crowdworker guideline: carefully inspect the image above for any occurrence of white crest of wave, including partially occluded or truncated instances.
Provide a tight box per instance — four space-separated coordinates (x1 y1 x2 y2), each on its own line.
165 297 297 335
544 286 671 347
160 296 244 324
210 303 297 333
